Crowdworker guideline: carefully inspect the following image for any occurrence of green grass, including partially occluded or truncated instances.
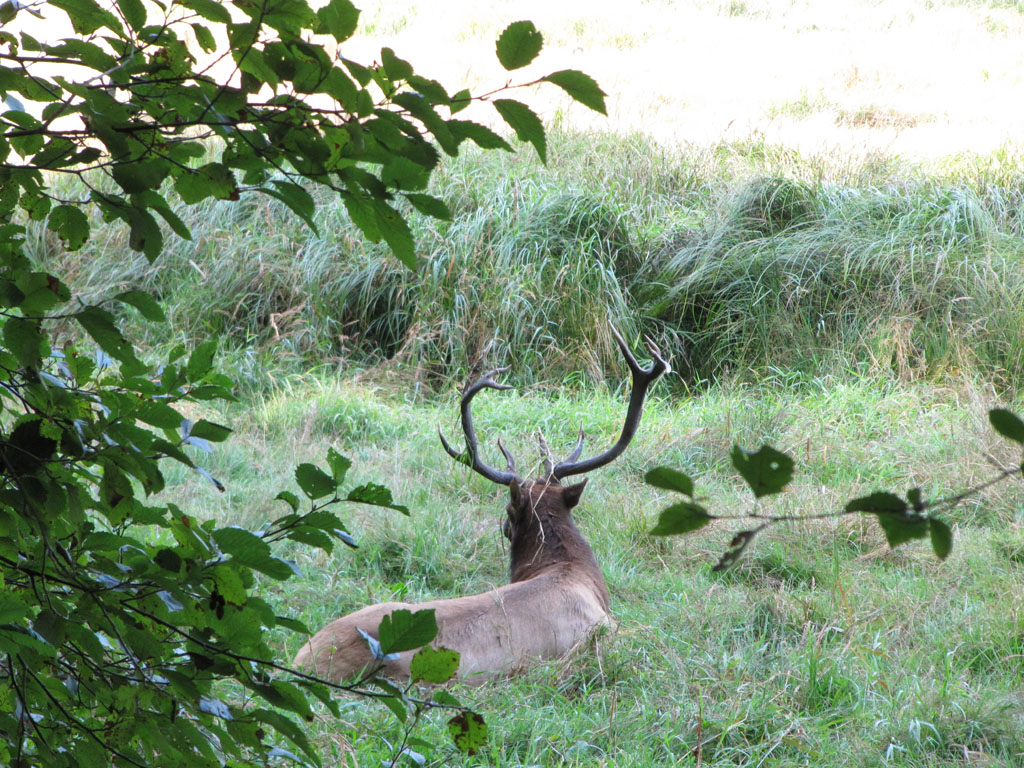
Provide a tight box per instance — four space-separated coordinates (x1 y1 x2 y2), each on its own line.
28 132 1024 394
25 129 1024 765
158 374 1024 767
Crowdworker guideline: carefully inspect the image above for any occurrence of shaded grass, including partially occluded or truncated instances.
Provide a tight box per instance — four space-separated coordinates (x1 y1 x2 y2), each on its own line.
160 374 1024 767
26 132 1024 394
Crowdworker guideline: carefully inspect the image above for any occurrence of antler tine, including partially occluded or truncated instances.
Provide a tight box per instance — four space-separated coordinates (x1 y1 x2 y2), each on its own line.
562 425 586 464
537 429 554 480
439 367 519 485
496 437 516 474
553 323 669 480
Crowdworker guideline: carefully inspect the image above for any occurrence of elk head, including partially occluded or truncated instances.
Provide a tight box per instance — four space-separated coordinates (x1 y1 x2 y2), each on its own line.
439 326 670 586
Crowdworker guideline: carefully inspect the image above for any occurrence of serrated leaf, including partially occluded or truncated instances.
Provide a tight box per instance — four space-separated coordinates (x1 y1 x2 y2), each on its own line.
731 445 794 499
989 408 1024 444
495 21 543 71
115 290 166 322
75 306 140 367
346 482 408 514
317 0 359 40
448 711 487 756
381 47 413 80
404 193 452 220
3 316 45 368
263 181 318 232
188 420 232 442
213 527 271 560
492 99 546 163
276 490 300 512
378 608 438 655
326 448 351 485
410 645 460 683
844 492 908 514
929 517 953 560
542 69 608 114
875 511 929 549
649 501 712 536
295 463 337 500
47 204 89 250
644 466 695 497
186 340 217 380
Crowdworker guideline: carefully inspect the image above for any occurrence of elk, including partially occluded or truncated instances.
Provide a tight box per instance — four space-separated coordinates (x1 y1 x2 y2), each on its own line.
292 327 669 684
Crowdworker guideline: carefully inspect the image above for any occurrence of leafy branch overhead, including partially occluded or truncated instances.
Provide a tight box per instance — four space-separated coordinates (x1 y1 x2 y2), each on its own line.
0 2 606 766
646 408 1024 570
1 6 605 269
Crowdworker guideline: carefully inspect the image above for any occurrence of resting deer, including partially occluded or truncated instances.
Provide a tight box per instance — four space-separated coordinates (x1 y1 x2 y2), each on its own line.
293 328 669 684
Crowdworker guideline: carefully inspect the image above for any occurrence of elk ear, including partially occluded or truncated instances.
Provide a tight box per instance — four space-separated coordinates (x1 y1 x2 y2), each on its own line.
562 479 588 510
509 477 522 507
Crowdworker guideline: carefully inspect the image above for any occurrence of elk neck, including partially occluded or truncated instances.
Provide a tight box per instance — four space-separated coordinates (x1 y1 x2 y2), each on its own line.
507 479 610 610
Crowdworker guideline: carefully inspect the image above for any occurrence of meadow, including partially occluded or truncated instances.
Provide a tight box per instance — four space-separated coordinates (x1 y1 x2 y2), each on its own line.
25 1 1024 765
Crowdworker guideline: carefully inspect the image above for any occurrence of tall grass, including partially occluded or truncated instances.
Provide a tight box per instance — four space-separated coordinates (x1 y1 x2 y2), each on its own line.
28 132 1024 392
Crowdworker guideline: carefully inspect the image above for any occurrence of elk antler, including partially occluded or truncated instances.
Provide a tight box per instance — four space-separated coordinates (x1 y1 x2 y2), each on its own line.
439 368 520 485
551 325 670 480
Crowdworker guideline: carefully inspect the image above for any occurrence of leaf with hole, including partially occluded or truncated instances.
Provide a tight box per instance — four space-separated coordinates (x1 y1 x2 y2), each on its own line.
731 445 794 498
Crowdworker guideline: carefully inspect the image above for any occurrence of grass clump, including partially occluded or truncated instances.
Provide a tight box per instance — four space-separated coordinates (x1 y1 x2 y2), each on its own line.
27 132 1024 393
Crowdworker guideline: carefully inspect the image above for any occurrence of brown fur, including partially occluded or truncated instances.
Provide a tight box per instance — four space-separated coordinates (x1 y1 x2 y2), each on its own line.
292 478 609 685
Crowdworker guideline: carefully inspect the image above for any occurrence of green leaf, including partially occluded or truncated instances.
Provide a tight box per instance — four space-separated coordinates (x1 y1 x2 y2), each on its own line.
116 0 146 30
326 448 351 485
295 463 337 500
3 316 44 368
381 47 413 80
448 119 513 152
317 0 359 40
492 99 546 163
404 193 452 221
644 466 695 497
374 200 418 268
542 69 608 114
179 0 231 22
495 21 543 71
213 527 271 561
115 290 166 322
731 445 794 499
346 482 408 514
929 517 953 561
75 306 140 367
844 492 907 514
410 645 460 683
649 502 712 536
47 204 89 250
875 512 929 549
448 711 488 756
188 420 232 442
989 408 1024 444
276 490 300 512
186 340 217 380
378 608 438 655
263 181 318 232
174 163 239 204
